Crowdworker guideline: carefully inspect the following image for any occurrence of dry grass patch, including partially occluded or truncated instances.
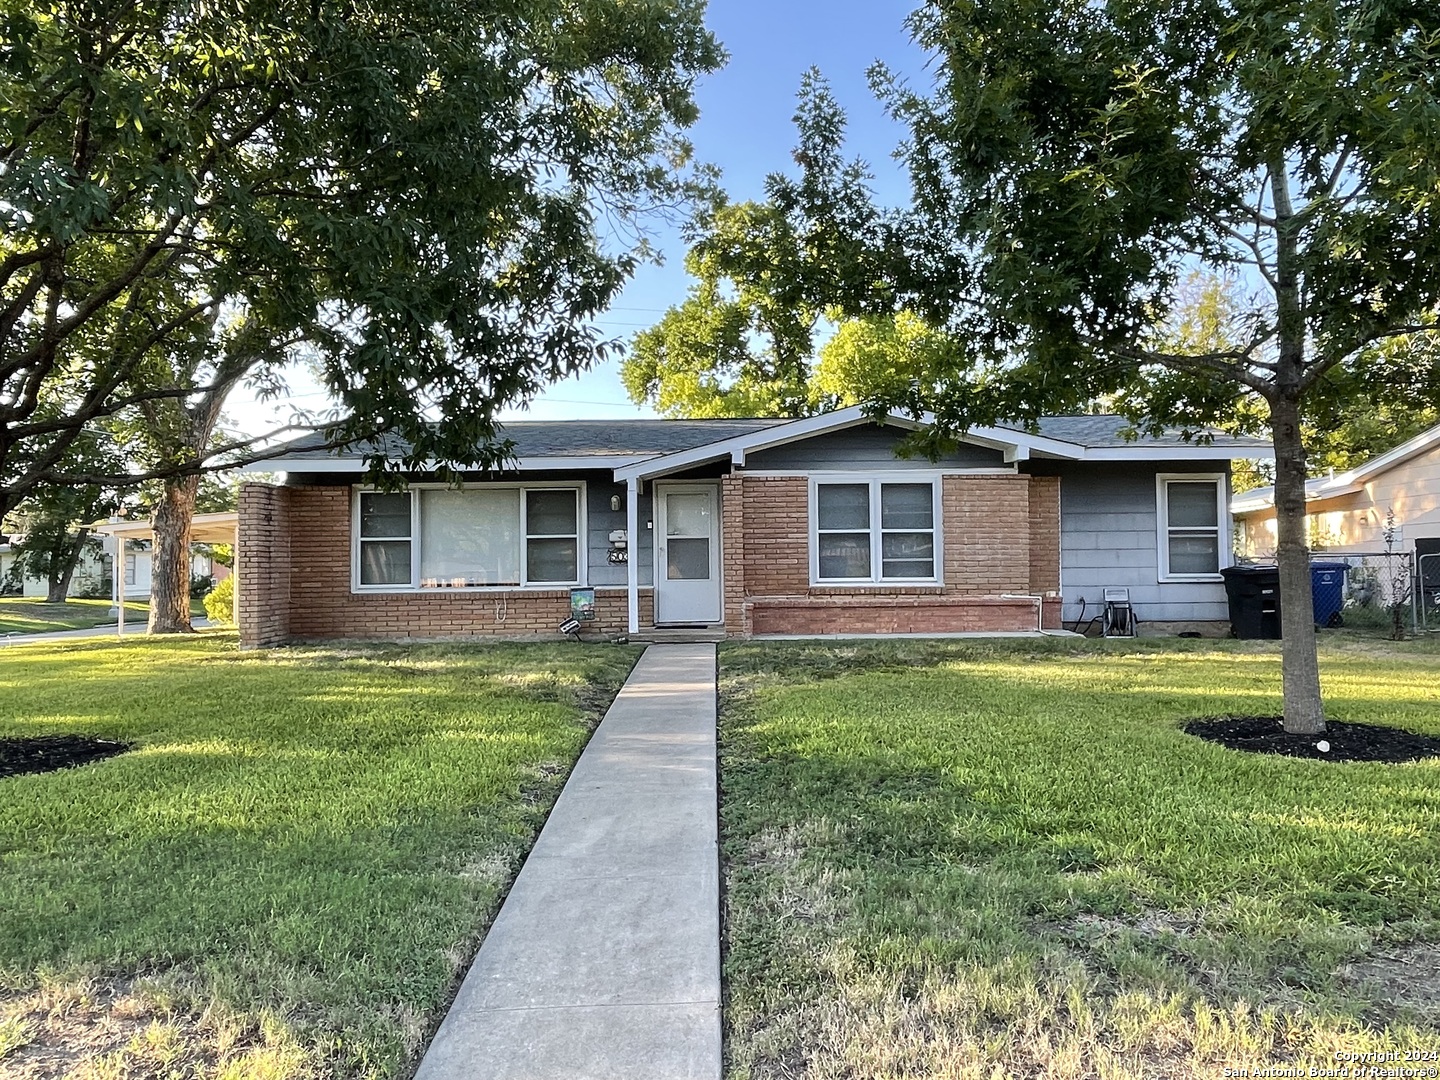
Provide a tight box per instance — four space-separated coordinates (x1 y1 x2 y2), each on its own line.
0 975 309 1080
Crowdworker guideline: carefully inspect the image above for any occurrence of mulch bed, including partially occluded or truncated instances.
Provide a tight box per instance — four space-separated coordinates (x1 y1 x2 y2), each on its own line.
0 735 131 779
1184 715 1440 763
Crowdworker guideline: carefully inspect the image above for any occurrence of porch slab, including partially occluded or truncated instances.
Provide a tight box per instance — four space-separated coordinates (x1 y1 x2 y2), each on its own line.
754 629 1083 640
413 643 720 1080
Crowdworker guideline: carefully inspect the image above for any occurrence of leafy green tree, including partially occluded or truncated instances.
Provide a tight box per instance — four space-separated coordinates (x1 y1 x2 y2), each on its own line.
1 0 723 519
622 70 881 418
4 432 129 601
1152 275 1440 494
767 4 1440 733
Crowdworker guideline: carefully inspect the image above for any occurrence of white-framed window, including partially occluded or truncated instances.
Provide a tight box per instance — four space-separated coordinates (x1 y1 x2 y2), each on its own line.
124 553 136 586
1156 473 1227 581
811 477 941 584
353 484 585 592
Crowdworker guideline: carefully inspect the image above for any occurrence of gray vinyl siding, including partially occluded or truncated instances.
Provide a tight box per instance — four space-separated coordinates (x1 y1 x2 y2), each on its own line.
745 423 1007 471
1054 463 1232 624
586 481 652 587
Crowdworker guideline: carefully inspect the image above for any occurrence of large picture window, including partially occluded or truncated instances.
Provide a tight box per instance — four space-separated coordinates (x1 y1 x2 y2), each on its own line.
355 485 583 591
814 479 939 583
1157 475 1225 580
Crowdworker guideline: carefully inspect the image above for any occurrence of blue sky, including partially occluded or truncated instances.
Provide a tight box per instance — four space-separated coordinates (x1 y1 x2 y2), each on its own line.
228 1 928 435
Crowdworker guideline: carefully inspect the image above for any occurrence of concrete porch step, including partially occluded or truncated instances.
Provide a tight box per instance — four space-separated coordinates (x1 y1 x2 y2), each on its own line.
632 627 727 644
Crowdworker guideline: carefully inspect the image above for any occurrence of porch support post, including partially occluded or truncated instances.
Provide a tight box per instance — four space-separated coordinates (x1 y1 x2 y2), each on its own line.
115 538 125 637
626 476 640 636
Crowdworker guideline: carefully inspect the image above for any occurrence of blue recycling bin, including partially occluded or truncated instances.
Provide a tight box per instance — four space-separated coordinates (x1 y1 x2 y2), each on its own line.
1311 561 1349 628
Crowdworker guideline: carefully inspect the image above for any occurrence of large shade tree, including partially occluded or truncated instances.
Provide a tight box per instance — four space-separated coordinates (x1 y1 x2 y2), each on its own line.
763 0 1440 733
0 0 723 527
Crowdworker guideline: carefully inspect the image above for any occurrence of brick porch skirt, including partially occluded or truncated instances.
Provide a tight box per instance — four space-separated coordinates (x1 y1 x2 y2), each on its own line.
747 595 1063 636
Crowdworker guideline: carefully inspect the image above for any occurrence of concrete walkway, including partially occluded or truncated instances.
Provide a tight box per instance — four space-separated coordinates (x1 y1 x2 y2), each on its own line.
415 643 720 1080
1 619 217 647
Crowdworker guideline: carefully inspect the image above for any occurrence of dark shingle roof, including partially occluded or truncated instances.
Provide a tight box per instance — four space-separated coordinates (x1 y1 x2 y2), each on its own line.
276 418 793 461
1000 415 1271 450
270 413 1268 464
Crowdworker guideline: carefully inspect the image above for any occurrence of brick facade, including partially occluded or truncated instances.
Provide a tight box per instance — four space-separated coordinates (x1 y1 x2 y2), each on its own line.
237 484 292 648
238 467 1065 646
237 482 652 646
736 472 1062 634
1027 475 1061 596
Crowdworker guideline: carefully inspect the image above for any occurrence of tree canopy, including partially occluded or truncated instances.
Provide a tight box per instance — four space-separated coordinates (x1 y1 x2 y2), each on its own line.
642 2 1440 732
1 0 723 516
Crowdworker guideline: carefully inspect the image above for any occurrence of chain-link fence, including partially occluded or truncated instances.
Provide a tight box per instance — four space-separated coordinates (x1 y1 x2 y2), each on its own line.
1311 551 1417 634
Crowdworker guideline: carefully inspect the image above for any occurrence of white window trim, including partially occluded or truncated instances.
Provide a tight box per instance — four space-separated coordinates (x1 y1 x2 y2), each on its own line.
808 474 943 587
351 481 588 593
1156 473 1229 583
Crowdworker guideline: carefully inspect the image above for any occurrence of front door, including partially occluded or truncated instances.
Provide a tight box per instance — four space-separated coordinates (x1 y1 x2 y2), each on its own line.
655 484 722 625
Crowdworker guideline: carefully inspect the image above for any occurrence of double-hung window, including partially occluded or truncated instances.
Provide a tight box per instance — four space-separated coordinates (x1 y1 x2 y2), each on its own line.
355 485 583 591
814 479 939 583
358 492 415 586
1157 474 1225 580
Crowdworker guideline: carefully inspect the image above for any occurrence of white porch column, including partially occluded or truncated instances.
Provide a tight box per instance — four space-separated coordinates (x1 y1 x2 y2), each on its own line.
626 476 639 636
115 538 125 637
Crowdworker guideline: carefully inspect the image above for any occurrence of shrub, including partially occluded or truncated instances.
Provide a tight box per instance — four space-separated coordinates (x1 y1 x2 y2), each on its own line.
203 576 234 625
189 573 214 599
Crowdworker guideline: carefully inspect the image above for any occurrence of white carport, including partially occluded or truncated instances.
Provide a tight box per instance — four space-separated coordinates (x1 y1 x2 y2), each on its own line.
92 512 239 634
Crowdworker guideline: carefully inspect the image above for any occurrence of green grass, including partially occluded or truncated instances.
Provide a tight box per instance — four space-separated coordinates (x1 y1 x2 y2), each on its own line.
0 633 641 1078
719 636 1440 1079
0 597 150 634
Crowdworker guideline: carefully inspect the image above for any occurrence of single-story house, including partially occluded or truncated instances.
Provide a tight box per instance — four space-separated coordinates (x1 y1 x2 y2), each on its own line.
0 542 109 598
94 515 237 601
235 407 1268 645
2 520 233 601
1232 422 1440 569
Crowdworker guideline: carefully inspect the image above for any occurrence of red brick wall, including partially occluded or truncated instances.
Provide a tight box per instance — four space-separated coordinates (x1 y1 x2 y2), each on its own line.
721 471 747 635
243 483 651 644
238 484 292 649
738 471 1056 635
241 470 1065 644
1027 474 1061 595
741 475 810 596
941 475 1032 594
749 596 1063 635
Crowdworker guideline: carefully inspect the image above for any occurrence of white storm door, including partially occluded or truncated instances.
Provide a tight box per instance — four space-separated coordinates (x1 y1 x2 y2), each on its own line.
654 484 722 625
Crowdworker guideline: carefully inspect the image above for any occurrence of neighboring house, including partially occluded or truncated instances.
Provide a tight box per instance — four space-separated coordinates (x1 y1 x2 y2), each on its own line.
0 540 109 598
0 537 225 600
94 519 235 600
236 408 1268 645
1232 423 1440 567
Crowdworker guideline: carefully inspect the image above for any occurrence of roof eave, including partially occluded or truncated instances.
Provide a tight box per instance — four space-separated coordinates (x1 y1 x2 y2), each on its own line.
239 453 656 474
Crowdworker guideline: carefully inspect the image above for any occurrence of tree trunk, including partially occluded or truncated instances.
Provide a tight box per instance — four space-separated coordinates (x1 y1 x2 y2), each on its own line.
1270 394 1325 734
148 476 198 634
45 527 90 602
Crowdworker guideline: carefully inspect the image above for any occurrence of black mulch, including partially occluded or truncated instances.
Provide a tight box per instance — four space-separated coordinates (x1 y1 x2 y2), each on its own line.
1184 715 1440 764
0 735 131 779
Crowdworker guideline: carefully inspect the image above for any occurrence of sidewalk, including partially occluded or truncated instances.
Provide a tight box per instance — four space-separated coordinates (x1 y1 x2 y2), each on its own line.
1 619 218 647
415 643 721 1080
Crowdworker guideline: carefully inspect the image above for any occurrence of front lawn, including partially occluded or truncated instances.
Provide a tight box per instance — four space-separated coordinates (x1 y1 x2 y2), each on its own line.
720 637 1440 1079
0 634 640 1079
0 597 149 635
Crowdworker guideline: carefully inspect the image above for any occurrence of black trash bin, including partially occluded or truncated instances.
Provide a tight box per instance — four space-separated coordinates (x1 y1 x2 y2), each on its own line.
1221 565 1282 639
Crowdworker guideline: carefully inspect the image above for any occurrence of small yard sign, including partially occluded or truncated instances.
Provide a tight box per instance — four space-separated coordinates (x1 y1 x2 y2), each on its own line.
570 588 596 622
